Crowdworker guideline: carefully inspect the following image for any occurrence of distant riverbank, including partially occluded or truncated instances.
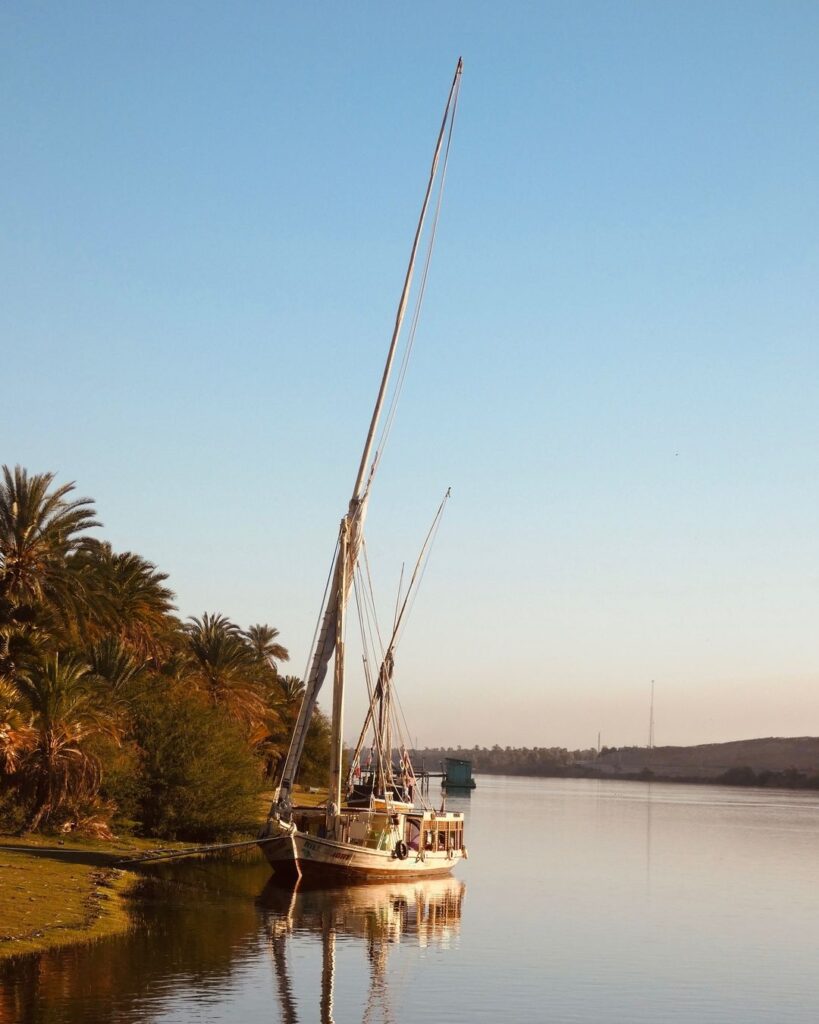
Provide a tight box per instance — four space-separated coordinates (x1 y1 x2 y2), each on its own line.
416 737 819 792
472 764 819 791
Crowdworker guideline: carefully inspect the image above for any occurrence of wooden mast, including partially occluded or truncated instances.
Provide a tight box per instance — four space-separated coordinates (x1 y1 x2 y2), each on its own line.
327 518 348 821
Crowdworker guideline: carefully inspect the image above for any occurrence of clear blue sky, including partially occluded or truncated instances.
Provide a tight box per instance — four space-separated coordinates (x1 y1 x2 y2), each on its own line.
3 2 819 748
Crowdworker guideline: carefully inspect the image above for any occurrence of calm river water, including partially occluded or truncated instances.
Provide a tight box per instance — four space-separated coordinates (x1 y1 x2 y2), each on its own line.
2 775 819 1022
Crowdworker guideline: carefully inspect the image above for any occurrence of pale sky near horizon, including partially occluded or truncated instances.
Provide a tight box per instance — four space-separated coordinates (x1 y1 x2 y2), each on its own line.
2 3 819 750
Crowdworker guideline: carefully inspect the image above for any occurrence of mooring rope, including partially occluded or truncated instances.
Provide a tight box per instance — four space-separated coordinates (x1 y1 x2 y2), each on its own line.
116 835 282 866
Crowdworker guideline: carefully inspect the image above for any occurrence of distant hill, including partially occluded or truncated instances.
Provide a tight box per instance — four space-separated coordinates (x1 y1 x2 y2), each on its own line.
596 736 819 778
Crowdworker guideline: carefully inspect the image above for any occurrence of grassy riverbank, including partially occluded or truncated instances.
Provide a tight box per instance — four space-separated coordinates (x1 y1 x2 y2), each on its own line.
0 834 183 959
0 788 327 961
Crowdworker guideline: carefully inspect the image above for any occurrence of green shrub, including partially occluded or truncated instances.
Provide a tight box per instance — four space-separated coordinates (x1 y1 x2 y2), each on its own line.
133 686 263 841
296 711 331 788
95 737 146 828
0 785 28 833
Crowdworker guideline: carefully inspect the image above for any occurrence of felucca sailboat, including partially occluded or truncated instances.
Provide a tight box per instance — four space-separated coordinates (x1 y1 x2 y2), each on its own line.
258 59 467 882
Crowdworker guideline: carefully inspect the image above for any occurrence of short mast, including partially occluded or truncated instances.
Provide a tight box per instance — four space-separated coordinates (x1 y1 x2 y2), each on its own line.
347 488 451 783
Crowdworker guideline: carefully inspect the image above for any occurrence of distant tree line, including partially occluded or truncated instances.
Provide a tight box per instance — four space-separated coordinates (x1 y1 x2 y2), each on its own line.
711 767 819 789
411 745 598 777
412 746 819 790
0 465 328 841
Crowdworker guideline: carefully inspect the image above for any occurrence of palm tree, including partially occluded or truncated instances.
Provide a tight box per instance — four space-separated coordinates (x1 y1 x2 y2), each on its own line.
245 624 289 672
0 594 29 685
0 467 100 686
185 613 267 734
0 465 99 613
0 678 35 776
69 541 178 662
88 635 146 697
11 654 123 829
277 675 305 707
244 627 292 755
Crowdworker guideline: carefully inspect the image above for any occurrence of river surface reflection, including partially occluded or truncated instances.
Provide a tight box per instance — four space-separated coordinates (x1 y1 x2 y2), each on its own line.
261 876 464 1023
2 776 819 1022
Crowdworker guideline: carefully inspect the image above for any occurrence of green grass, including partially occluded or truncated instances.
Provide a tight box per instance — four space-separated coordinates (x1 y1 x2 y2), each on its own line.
0 833 206 960
0 848 131 959
288 786 329 808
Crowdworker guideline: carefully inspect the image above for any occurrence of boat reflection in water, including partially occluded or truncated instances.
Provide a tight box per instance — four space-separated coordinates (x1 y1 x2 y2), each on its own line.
259 875 465 1023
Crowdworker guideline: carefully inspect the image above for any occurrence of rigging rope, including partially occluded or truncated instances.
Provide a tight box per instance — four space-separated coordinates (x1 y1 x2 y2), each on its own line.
393 496 448 648
361 539 386 657
352 568 389 790
300 535 339 686
347 492 451 811
365 72 462 490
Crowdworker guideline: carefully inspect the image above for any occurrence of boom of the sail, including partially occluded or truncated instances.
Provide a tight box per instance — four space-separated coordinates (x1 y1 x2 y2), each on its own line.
274 59 462 810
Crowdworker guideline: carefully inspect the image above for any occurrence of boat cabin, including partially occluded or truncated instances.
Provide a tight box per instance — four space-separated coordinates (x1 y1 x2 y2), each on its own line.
291 804 465 855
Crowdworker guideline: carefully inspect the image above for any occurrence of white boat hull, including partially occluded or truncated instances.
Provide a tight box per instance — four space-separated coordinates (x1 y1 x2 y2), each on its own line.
259 822 465 882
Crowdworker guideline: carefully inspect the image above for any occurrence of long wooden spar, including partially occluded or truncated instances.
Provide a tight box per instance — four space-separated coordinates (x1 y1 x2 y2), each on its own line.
272 59 463 815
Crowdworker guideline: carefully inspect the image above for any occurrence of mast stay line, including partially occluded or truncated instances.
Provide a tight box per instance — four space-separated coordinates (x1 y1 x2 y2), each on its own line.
348 487 451 784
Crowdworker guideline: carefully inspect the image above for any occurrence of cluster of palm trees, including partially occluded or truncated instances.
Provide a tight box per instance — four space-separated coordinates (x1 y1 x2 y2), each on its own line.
0 465 322 836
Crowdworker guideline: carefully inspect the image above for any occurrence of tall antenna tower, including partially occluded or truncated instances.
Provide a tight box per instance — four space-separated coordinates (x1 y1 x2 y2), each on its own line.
648 680 655 751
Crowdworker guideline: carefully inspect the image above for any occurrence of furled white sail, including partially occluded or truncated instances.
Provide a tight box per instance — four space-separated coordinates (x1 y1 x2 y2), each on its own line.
276 495 367 805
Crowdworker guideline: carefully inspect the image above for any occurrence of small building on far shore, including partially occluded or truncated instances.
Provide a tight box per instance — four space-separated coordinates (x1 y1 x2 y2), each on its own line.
444 757 476 790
